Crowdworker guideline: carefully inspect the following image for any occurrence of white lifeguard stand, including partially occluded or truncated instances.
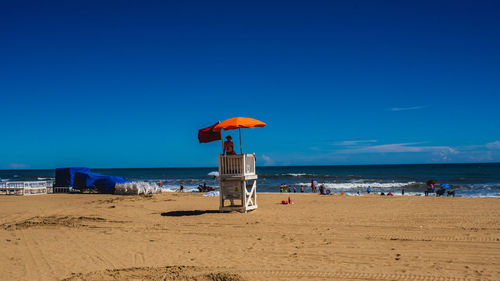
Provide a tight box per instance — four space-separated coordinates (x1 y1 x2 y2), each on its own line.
218 153 257 212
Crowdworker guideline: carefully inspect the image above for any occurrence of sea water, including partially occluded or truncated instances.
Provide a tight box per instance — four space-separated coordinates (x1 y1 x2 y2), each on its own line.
1 163 499 197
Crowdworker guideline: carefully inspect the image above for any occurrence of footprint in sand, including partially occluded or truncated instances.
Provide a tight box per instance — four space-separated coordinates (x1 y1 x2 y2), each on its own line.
134 252 145 265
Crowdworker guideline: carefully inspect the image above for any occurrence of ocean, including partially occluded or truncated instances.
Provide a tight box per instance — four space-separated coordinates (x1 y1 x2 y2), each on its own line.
1 163 499 197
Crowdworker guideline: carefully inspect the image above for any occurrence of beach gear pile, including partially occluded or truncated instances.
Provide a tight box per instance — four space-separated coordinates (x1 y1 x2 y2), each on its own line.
55 167 163 195
115 182 162 195
56 167 131 194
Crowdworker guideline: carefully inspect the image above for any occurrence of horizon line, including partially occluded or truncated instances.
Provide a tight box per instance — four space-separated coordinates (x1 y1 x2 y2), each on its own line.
1 161 499 171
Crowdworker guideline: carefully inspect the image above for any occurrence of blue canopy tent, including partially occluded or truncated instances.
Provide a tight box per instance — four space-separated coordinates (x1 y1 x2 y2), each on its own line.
55 167 91 187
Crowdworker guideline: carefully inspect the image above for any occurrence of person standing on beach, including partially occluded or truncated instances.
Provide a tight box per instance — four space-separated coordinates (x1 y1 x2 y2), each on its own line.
223 136 237 155
425 180 436 196
180 183 184 192
311 180 316 193
367 186 371 194
293 185 296 193
300 185 304 193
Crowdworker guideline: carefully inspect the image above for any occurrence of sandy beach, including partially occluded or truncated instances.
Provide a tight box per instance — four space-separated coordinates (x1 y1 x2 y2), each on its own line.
0 193 499 280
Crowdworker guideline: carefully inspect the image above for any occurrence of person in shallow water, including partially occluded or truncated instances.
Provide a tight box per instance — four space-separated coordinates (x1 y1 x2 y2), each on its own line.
223 136 236 155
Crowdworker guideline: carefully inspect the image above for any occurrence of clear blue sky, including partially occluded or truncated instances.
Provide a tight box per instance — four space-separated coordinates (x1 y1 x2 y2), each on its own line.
1 0 499 169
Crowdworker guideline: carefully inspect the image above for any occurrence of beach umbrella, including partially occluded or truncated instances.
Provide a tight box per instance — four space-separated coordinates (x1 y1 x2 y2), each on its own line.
215 117 266 154
441 183 450 189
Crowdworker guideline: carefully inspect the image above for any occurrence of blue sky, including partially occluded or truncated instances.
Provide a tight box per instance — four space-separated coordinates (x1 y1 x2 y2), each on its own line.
1 0 499 169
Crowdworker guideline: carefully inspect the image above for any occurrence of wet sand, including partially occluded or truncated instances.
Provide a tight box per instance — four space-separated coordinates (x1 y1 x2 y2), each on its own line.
0 193 499 280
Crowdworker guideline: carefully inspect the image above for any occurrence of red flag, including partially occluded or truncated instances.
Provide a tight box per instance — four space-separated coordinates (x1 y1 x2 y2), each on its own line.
198 122 222 143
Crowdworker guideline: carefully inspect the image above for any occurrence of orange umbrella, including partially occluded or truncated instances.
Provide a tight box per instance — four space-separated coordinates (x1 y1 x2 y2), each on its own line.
214 117 266 131
215 117 266 154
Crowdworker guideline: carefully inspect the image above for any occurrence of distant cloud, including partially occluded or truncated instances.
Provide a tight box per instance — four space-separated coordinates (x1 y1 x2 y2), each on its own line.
260 154 274 166
333 140 377 146
337 142 457 154
8 163 30 169
456 141 500 151
387 106 427 112
264 140 500 165
486 141 500 150
332 140 500 163
463 151 494 162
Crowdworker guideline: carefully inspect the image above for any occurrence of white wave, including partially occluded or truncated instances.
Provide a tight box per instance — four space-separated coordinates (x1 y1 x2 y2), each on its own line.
463 193 500 198
208 171 219 177
160 183 218 193
467 183 500 189
286 173 307 177
297 181 416 190
348 179 366 183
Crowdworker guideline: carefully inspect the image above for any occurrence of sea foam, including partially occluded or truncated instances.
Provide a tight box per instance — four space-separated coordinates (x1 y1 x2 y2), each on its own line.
115 181 162 195
297 181 417 190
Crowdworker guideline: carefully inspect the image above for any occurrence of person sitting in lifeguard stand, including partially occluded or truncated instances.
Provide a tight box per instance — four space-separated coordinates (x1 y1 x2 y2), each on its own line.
223 136 237 155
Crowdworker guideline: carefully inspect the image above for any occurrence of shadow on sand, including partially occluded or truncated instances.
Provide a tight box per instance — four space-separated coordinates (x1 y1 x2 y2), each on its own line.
161 210 219 217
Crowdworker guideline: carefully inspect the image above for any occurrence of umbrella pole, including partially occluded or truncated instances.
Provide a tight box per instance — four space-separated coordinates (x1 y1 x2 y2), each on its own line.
217 120 224 155
239 128 242 154
220 130 224 155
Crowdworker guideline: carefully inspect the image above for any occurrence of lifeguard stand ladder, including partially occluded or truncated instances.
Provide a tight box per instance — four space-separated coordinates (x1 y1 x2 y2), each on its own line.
218 154 257 213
